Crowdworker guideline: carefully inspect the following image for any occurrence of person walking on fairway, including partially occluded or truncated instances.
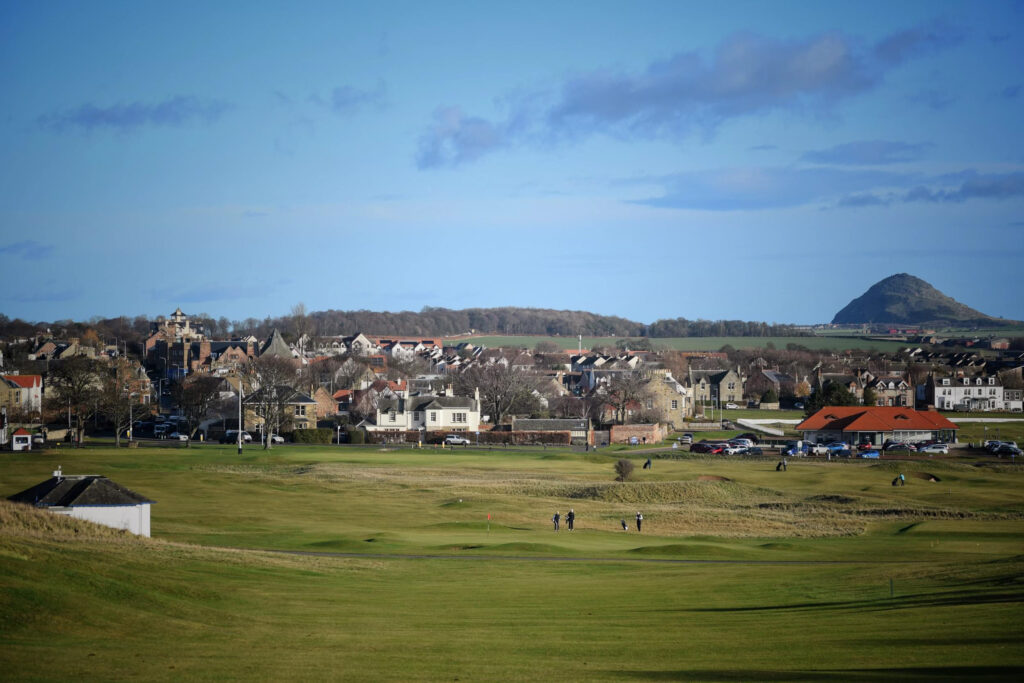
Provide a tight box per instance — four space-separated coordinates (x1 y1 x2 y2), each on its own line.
783 458 788 471
636 511 643 532
621 518 628 531
899 473 905 486
566 508 575 531
552 511 560 531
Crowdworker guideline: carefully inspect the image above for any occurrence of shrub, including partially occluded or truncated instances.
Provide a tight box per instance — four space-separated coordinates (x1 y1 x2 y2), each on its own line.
614 459 635 482
348 430 365 445
292 428 333 444
761 388 779 403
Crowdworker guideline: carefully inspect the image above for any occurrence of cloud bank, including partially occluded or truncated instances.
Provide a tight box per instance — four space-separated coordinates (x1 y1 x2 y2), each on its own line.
417 22 962 168
39 96 231 132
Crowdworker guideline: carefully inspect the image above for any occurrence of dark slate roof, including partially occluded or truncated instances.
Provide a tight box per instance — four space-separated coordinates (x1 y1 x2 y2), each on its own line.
8 475 154 507
513 418 589 431
260 329 293 358
378 396 476 412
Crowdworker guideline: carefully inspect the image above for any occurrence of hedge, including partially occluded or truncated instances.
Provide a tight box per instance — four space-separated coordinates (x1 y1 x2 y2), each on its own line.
362 430 572 446
292 428 333 444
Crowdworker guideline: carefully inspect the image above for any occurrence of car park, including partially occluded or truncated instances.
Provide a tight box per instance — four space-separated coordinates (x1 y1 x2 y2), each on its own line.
444 434 471 446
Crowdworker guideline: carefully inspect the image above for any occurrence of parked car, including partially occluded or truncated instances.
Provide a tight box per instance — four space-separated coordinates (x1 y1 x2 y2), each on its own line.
736 432 760 444
824 442 850 454
741 446 764 456
690 442 714 453
32 434 45 445
783 442 807 456
168 432 189 441
858 450 881 459
222 430 253 444
268 434 285 444
920 443 948 455
996 444 1022 457
857 442 876 451
444 434 471 446
793 402 804 410
884 443 913 453
678 433 694 445
807 443 830 455
721 444 744 455
724 403 739 409
730 438 755 448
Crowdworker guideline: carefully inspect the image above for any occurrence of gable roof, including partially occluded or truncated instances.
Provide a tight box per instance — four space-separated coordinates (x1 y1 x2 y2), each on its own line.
797 407 958 433
8 475 154 507
2 375 42 388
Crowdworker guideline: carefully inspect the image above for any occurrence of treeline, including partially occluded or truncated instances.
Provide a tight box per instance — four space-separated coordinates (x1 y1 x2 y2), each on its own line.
0 308 812 343
306 308 808 339
646 318 808 338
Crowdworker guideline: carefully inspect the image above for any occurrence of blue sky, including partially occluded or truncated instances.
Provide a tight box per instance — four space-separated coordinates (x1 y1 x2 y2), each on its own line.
1 0 1022 326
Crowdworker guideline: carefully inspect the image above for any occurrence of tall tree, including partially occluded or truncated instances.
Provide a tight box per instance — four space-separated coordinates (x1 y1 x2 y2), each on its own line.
601 371 653 425
45 356 101 446
176 375 225 445
248 355 297 449
98 359 140 447
454 363 537 425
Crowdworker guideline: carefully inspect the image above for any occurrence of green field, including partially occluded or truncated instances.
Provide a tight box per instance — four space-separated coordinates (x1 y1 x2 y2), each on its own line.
3 444 1023 681
458 335 909 353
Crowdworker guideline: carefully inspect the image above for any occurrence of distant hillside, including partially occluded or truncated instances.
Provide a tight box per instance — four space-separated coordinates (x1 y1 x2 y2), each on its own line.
308 307 809 339
832 274 1015 326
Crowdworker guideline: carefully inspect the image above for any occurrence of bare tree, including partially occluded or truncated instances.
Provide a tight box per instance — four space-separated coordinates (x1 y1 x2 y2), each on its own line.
176 375 224 445
602 371 652 424
45 356 101 447
248 355 298 449
454 364 538 425
98 360 138 447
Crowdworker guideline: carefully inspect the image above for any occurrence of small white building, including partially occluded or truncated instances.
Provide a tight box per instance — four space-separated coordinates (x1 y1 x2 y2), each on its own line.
7 469 154 536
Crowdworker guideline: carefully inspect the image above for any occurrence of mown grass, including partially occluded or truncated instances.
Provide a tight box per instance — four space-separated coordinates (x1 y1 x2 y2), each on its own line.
2 445 1023 680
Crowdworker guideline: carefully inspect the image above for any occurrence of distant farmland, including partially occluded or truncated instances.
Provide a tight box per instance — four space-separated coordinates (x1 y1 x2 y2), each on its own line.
454 335 909 353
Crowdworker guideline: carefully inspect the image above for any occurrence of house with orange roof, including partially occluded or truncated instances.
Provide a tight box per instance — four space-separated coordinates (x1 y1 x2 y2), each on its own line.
797 406 958 448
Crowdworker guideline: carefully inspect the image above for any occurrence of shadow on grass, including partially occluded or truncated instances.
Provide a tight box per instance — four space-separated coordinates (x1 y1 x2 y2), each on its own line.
615 666 1024 681
674 588 1023 614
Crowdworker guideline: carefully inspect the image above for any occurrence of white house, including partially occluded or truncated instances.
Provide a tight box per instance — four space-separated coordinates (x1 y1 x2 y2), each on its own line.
7 468 154 536
366 389 482 433
928 375 1004 411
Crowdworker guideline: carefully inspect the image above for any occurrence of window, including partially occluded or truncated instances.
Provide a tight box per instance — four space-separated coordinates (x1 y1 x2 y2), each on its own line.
727 382 735 390
430 411 437 422
453 412 467 423
295 405 306 416
388 412 396 422
646 399 653 410
671 400 678 410
413 412 421 421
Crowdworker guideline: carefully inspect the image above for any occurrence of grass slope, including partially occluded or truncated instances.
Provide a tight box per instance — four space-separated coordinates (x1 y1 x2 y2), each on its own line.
2 445 1023 681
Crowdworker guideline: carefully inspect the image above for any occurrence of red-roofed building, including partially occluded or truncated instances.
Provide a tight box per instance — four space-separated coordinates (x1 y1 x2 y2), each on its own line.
797 406 958 447
1 374 43 415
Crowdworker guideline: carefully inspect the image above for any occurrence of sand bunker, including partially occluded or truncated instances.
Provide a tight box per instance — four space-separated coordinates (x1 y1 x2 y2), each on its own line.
910 472 942 482
697 475 731 482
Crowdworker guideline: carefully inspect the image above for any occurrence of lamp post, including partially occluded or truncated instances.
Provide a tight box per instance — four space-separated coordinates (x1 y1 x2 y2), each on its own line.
237 380 243 455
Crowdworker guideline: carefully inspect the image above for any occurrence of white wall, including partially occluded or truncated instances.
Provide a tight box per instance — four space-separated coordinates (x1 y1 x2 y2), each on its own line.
52 504 151 537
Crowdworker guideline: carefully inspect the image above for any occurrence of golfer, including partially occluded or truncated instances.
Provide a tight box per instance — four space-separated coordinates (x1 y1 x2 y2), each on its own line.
566 508 575 531
636 511 643 532
552 511 560 531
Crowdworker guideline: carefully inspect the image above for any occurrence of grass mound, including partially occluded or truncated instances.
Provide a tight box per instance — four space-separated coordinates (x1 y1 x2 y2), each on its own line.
697 475 730 482
910 471 942 482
